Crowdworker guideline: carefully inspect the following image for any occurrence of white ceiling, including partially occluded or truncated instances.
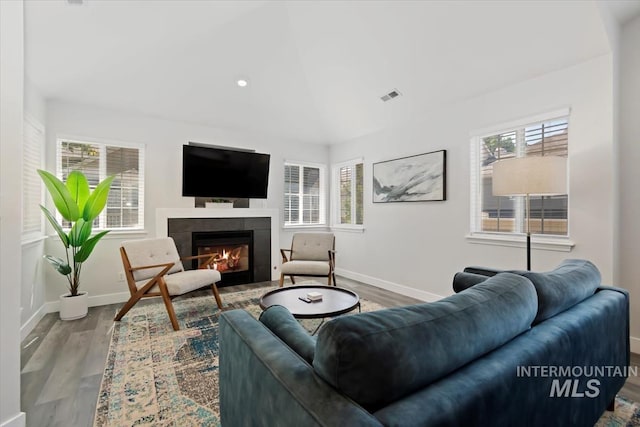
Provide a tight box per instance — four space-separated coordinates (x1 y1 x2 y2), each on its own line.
25 0 621 144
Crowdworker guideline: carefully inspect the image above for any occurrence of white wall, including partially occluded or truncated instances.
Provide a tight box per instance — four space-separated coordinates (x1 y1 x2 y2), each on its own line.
330 55 616 302
620 15 640 342
42 101 329 304
0 0 27 425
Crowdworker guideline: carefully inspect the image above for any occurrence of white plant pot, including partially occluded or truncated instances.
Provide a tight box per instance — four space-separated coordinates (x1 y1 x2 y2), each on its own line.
59 291 89 320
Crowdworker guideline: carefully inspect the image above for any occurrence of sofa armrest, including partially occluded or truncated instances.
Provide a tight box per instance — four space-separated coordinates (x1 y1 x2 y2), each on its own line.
220 309 382 427
463 266 502 277
452 272 491 293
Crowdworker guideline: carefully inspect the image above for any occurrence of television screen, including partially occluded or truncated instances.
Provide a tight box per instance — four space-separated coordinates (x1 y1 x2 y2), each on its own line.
182 145 270 199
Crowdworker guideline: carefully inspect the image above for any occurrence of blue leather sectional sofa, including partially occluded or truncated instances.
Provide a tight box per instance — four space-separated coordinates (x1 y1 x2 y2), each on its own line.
219 260 629 426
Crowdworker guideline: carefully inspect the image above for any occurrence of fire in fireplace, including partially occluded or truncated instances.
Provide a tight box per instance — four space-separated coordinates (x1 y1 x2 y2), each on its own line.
192 230 254 286
197 244 249 273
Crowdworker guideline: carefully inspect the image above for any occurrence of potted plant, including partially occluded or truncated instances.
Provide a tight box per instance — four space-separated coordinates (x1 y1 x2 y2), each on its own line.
38 169 114 320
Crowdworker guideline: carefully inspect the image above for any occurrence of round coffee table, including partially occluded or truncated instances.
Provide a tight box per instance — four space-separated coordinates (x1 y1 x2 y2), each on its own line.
260 285 360 322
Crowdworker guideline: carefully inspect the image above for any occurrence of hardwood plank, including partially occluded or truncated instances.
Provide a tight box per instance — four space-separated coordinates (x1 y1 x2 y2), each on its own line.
25 399 58 427
22 320 71 374
36 330 93 404
81 306 116 378
21 313 57 371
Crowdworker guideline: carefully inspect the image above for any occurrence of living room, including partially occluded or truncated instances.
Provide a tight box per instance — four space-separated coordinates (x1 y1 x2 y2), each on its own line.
1 1 639 426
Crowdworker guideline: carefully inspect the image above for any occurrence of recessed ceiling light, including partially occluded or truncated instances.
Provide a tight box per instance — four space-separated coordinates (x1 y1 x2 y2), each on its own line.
237 79 248 88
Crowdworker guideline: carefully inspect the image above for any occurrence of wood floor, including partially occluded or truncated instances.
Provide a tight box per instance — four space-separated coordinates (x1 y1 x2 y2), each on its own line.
20 277 640 426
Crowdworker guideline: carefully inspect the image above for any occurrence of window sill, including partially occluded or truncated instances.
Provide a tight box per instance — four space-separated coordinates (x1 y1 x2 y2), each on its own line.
331 225 365 233
466 233 574 252
282 224 330 231
22 234 48 246
48 229 148 241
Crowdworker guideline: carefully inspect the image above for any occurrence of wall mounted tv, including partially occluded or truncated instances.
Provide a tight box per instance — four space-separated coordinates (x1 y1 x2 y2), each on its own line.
182 144 270 199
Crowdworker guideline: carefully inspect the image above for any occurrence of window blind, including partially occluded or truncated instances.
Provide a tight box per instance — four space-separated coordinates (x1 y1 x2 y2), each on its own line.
284 162 325 226
23 117 44 236
471 115 569 237
57 139 145 230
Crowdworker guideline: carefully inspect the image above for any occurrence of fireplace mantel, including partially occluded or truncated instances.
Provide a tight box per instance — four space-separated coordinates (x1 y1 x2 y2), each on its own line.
156 208 280 281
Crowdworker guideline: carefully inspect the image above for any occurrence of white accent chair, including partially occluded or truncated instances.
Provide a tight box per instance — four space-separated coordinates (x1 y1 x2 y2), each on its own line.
279 232 336 287
115 237 223 330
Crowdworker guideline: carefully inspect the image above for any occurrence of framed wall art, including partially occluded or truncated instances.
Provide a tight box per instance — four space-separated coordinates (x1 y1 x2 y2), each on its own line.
373 149 446 202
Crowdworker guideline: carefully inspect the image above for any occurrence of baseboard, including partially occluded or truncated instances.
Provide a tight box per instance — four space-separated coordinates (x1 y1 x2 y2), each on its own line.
20 304 47 341
335 268 444 302
631 335 640 355
43 291 131 313
1 412 25 427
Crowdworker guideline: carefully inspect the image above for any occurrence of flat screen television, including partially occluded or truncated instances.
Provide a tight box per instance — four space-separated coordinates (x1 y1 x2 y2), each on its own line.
182 144 270 199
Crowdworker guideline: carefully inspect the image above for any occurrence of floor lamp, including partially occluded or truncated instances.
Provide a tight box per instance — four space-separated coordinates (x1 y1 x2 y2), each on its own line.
492 156 567 271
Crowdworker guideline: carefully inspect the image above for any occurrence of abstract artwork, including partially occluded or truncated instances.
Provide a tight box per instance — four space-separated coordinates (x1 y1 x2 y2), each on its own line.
373 150 446 202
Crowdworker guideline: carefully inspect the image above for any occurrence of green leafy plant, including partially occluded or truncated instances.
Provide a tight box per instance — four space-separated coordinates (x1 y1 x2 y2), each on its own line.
38 169 114 297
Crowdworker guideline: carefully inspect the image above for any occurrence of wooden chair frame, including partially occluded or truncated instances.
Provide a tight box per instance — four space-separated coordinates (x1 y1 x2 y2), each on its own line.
279 248 337 287
115 247 223 331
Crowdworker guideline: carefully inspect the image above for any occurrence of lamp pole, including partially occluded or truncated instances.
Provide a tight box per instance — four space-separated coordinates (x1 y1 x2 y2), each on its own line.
526 193 531 271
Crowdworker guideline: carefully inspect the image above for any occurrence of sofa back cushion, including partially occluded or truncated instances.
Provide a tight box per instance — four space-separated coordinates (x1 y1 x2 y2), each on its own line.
513 259 601 323
312 273 537 412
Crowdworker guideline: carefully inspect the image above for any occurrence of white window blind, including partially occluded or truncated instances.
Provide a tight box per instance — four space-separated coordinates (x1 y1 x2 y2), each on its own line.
57 138 145 230
470 113 569 237
334 159 364 227
23 117 44 237
284 161 326 226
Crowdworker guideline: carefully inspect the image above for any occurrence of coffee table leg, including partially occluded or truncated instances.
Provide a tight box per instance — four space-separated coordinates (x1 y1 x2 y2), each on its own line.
311 318 326 335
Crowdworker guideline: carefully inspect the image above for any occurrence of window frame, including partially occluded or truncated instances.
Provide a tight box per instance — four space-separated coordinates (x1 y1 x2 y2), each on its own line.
56 136 145 232
283 160 327 228
331 158 365 231
468 109 574 251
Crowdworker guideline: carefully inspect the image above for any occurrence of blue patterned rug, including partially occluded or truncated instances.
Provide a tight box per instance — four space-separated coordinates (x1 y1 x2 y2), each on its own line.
94 287 639 426
94 287 382 426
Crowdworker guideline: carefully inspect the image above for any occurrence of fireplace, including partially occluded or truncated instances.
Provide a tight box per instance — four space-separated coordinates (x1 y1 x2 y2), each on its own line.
166 215 272 287
192 230 253 286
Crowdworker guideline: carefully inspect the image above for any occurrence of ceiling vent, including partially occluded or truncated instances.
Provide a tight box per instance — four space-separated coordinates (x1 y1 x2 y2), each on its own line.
380 89 402 102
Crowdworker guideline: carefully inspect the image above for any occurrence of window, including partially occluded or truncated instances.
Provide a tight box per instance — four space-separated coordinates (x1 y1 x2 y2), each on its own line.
333 159 364 228
471 111 569 237
23 116 45 238
284 161 326 226
57 138 145 230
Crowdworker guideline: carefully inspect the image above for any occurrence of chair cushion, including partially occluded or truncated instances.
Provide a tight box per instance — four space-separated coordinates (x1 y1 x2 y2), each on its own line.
259 305 317 364
281 260 330 276
291 233 334 261
136 269 221 296
312 273 537 412
123 238 185 282
511 259 601 323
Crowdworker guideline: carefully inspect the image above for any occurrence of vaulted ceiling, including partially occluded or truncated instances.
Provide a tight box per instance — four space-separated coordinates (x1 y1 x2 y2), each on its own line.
24 1 635 144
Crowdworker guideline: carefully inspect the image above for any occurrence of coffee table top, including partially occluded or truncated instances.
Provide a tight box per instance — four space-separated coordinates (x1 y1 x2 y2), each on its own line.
259 285 360 319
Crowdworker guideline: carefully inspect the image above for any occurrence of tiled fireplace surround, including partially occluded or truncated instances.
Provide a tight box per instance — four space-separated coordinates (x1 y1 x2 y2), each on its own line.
156 208 280 285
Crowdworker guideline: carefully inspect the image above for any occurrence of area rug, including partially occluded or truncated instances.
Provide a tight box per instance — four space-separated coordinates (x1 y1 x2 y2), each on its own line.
597 395 640 426
94 287 640 426
93 287 383 426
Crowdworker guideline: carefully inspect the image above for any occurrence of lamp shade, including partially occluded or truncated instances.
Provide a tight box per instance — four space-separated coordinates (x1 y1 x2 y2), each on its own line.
492 156 567 196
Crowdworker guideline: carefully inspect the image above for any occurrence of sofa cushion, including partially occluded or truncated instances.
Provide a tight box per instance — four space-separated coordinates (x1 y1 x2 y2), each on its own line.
512 259 601 323
312 273 537 412
259 305 316 364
